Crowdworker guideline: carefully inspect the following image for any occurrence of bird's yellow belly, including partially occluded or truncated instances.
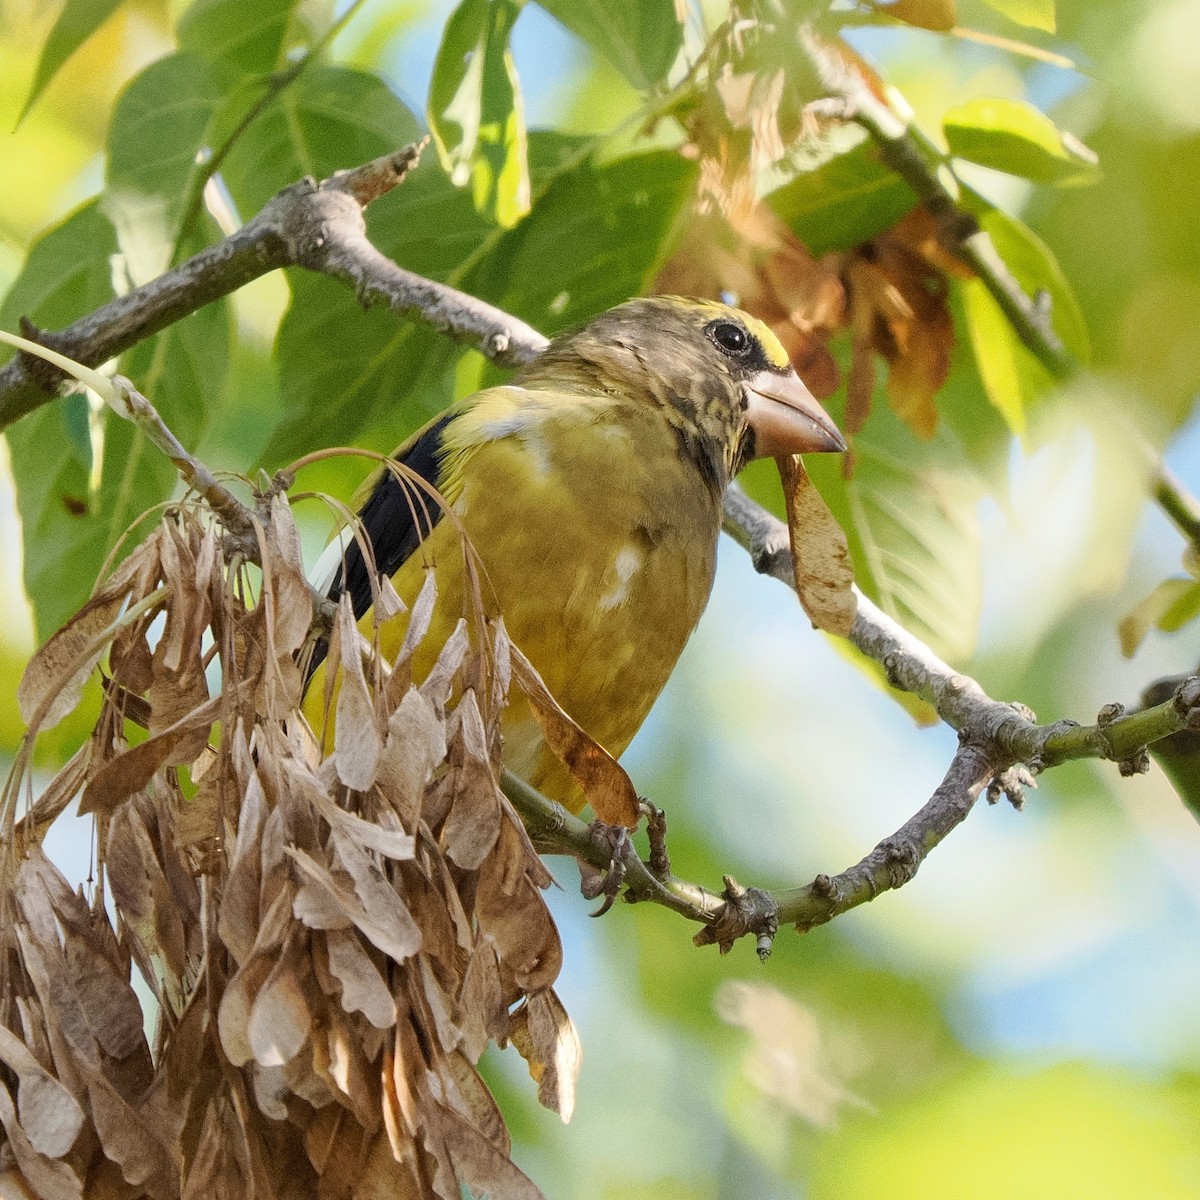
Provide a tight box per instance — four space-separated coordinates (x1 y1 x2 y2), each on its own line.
307 415 722 813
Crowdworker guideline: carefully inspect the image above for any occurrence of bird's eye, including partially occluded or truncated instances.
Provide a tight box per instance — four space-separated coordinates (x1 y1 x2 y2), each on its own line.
708 320 751 357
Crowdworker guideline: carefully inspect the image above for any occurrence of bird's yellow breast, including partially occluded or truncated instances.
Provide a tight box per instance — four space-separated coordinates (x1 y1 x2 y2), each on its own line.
305 389 723 812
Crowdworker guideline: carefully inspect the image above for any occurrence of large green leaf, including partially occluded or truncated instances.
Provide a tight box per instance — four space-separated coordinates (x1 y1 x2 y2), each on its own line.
536 0 682 90
959 204 1089 434
465 148 698 334
427 0 529 228
102 52 224 282
177 0 301 81
2 205 143 638
767 135 919 255
945 96 1097 185
1 205 231 639
18 0 129 124
978 0 1055 32
267 158 486 465
218 65 421 220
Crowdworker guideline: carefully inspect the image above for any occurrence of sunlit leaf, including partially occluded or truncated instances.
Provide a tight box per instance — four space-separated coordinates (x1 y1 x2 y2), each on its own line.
958 204 1090 433
177 0 300 80
979 0 1055 33
428 0 530 228
536 0 682 89
103 52 223 281
18 0 128 125
1119 577 1200 656
767 135 918 255
218 64 420 219
945 96 1097 185
961 276 1026 434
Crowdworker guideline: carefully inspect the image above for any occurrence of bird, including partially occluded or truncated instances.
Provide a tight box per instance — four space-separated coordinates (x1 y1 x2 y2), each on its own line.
302 296 845 814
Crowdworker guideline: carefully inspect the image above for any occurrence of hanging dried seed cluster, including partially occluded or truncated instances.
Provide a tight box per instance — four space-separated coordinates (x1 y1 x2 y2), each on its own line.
0 492 582 1199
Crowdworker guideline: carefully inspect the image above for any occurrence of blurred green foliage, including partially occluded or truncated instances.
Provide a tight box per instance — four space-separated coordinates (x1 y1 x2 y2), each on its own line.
2 0 1200 1196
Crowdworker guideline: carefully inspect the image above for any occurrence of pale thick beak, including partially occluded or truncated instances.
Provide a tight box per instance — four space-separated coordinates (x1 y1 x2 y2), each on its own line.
744 368 846 458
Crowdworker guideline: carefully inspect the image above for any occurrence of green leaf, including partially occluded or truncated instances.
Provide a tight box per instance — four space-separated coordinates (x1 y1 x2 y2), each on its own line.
536 0 682 90
177 0 301 80
767 134 919 255
427 0 530 228
18 0 129 124
465 148 698 334
218 65 421 219
267 159 486 465
958 205 1090 433
978 0 1055 32
0 203 115 637
1120 578 1200 656
1 205 230 639
961 276 1026 435
945 96 1097 185
103 52 224 282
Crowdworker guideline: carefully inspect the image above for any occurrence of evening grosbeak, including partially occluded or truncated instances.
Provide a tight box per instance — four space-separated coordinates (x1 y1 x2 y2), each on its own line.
303 296 845 812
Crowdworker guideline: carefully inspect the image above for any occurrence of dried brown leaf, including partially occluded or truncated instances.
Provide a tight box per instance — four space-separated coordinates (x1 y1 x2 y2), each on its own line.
77 1063 176 1199
475 825 562 994
459 937 508 1061
508 645 640 827
266 494 314 657
325 928 395 1029
288 847 421 965
442 1049 509 1149
17 582 133 731
0 1024 84 1158
441 691 502 870
414 956 461 1054
509 990 581 1122
17 743 91 841
217 760 267 965
217 954 273 1068
777 455 856 636
419 617 469 711
0 1085 83 1200
333 596 382 790
312 1010 378 1128
247 944 313 1068
436 1104 545 1200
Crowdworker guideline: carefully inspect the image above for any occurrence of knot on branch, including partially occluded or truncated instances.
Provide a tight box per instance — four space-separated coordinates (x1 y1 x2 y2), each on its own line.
1171 675 1200 728
693 876 779 960
879 837 920 888
1118 748 1151 777
986 763 1037 810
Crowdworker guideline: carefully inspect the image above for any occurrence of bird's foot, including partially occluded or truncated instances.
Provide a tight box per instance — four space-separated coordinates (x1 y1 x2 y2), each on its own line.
642 800 671 881
579 819 637 916
693 875 779 961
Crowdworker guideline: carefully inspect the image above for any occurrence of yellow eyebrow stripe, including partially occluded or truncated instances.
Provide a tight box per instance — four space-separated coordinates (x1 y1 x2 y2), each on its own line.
741 313 791 369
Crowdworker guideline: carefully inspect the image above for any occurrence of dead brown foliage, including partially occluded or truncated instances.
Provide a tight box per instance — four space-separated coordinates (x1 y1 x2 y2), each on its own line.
0 491 580 1199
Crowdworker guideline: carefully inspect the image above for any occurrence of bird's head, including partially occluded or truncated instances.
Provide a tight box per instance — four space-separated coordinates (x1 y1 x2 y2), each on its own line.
518 297 845 491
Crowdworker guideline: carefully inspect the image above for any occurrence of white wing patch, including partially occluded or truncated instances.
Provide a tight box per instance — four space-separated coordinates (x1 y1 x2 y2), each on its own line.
310 526 355 596
597 543 644 611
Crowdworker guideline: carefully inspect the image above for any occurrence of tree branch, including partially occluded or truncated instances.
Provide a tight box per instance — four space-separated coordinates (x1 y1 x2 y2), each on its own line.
6 144 1196 952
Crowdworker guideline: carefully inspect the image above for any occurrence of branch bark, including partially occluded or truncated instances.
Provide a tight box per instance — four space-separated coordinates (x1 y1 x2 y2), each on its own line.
4 143 1196 953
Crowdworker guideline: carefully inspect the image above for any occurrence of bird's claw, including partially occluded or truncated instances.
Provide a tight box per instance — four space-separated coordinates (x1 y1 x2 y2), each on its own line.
580 819 634 915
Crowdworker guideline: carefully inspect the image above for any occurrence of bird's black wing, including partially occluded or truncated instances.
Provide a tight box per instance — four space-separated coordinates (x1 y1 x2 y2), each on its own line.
306 411 453 678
